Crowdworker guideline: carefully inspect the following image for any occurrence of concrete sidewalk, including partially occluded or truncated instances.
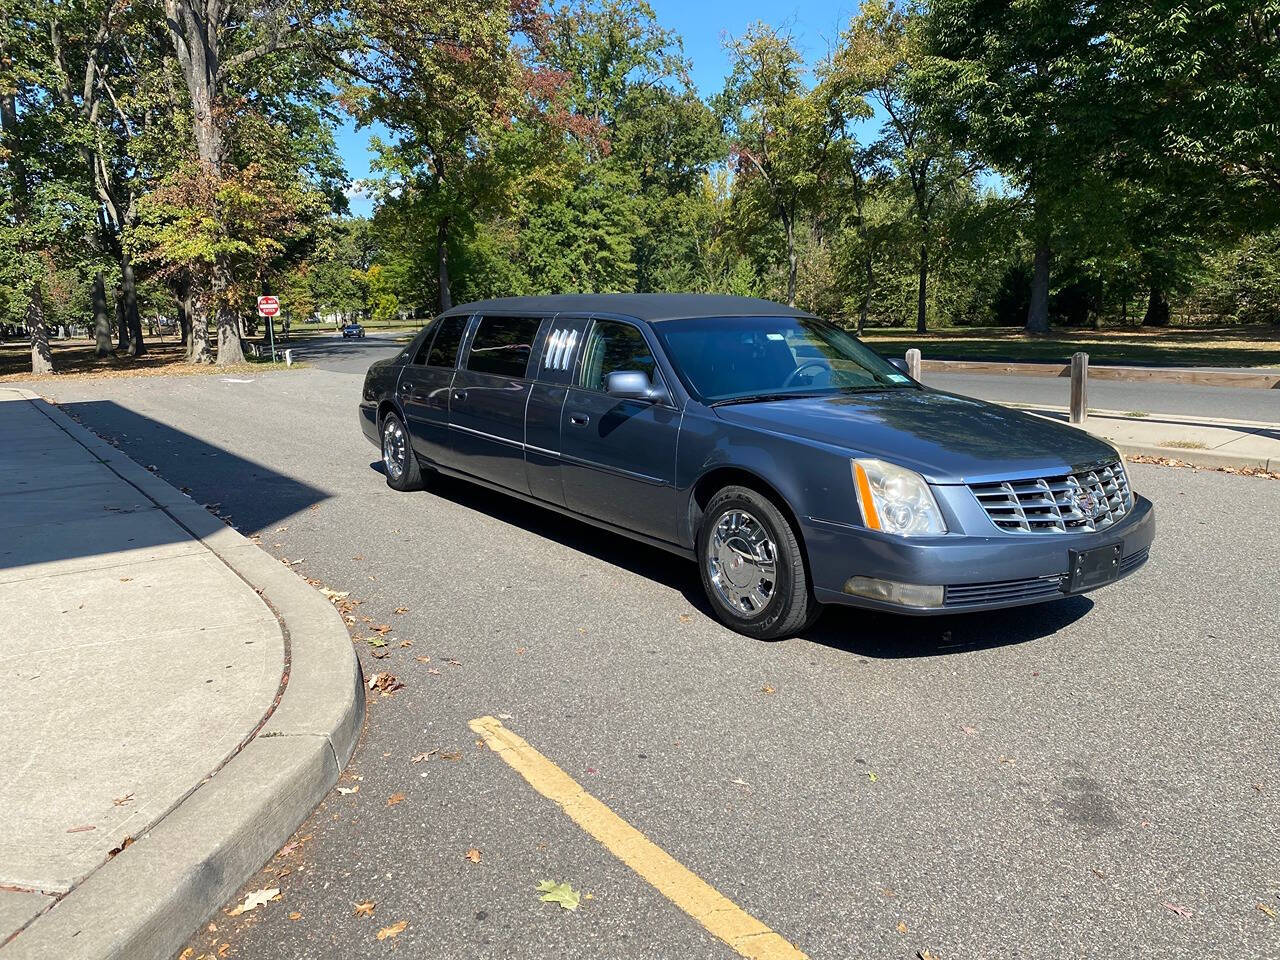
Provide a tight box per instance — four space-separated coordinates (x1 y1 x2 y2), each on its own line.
1011 403 1280 472
0 388 362 959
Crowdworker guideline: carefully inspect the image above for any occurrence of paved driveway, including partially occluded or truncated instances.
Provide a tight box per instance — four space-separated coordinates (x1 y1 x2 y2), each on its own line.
39 367 1280 960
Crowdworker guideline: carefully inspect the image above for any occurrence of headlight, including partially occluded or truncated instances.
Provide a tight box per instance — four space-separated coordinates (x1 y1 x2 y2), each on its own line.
852 458 947 536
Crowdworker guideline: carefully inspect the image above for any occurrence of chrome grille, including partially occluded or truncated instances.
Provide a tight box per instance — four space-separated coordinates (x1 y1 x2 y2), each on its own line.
969 461 1132 534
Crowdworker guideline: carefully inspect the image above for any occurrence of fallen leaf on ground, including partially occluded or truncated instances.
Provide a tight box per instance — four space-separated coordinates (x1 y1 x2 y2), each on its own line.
438 750 462 761
368 672 403 695
288 912 301 921
119 577 132 582
1258 902 1277 918
372 624 392 635
107 836 134 858
465 848 482 863
917 952 938 960
537 880 581 911
336 786 359 795
498 712 513 720
179 950 194 960
320 588 349 601
867 771 878 782
66 825 95 833
387 793 405 806
354 901 375 917
1162 902 1192 918
445 658 462 666
410 752 430 763
998 755 1017 766
394 606 409 614
228 887 280 916
961 725 977 735
113 793 134 806
376 920 407 940
414 656 431 663
678 613 693 623
218 944 230 958
761 684 775 694
399 639 413 648
427 667 441 675
896 921 908 934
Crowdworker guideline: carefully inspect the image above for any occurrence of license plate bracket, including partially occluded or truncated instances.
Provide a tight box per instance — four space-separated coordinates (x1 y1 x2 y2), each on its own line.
1065 542 1123 593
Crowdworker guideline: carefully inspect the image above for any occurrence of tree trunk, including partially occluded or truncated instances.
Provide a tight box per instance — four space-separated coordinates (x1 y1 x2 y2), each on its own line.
857 254 872 335
28 281 53 375
176 292 191 353
783 214 797 308
1025 242 1051 333
1142 286 1170 326
116 294 130 352
93 272 113 356
190 299 212 364
122 253 145 356
436 219 452 312
916 238 929 334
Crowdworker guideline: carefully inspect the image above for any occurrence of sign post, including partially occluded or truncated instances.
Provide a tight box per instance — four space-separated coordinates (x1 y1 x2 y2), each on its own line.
257 296 280 362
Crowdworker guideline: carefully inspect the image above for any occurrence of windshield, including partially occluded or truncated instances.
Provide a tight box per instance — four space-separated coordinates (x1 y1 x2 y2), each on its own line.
654 315 914 404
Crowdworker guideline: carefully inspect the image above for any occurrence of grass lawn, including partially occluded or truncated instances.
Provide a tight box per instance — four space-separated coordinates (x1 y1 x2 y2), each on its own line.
858 325 1280 368
0 337 294 382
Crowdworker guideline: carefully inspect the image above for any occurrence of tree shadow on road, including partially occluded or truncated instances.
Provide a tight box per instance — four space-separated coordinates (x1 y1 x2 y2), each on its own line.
371 460 1093 660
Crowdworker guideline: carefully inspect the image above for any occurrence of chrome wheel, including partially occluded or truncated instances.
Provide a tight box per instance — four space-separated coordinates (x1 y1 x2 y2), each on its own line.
706 509 777 617
382 418 407 480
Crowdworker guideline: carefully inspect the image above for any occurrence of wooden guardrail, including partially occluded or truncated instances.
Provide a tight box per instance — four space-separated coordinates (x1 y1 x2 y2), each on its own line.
914 358 1280 389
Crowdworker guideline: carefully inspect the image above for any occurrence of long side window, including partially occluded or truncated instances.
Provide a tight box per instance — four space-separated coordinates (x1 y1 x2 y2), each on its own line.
424 315 469 368
465 316 543 378
577 320 659 393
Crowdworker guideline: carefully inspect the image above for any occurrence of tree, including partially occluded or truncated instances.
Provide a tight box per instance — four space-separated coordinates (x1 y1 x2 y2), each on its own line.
720 23 841 306
914 0 1116 332
832 0 977 332
344 0 551 313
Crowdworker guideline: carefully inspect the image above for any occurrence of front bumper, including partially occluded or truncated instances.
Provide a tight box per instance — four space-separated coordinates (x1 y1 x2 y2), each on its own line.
805 494 1155 615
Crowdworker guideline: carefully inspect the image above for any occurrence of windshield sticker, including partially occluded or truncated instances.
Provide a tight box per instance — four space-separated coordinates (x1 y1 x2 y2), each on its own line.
766 332 785 340
887 373 910 382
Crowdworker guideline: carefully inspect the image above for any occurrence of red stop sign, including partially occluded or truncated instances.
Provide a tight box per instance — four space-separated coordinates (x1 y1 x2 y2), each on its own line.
257 295 280 317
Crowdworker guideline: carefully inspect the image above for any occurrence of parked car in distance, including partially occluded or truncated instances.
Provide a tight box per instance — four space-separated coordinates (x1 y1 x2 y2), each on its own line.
342 322 365 339
360 295 1155 639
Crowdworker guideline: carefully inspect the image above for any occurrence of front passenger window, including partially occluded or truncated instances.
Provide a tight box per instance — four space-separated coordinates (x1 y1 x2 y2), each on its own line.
578 321 658 393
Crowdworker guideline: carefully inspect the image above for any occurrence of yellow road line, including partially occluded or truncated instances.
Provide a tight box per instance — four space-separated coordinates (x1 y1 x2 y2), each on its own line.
469 715 809 960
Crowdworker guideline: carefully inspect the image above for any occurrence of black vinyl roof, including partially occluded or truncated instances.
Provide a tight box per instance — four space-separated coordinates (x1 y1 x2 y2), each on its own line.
441 293 814 323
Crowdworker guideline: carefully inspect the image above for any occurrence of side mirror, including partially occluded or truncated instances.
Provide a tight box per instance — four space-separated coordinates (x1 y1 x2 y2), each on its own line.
888 357 909 374
606 370 666 403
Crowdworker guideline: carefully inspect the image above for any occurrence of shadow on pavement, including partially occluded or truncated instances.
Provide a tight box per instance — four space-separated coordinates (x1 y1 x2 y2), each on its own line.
370 461 1092 659
52 400 330 531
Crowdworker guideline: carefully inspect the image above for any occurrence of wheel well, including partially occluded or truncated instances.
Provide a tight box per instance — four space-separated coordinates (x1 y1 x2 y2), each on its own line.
689 468 809 561
376 400 399 430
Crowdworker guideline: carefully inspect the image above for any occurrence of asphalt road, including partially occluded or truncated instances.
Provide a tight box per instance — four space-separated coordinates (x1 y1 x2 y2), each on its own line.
39 359 1280 960
283 333 1280 422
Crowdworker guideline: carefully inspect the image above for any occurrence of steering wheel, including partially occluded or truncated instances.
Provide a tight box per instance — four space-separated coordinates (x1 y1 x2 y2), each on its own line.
782 359 832 389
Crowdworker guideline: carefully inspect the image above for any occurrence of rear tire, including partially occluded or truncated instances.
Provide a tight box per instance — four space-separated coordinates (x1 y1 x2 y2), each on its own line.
697 485 820 640
381 411 423 491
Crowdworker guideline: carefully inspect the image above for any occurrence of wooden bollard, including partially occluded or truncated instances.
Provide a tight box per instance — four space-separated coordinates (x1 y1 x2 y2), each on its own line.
905 348 921 381
1070 352 1088 424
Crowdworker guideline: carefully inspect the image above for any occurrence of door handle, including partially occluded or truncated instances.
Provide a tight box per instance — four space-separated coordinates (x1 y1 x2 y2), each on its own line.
453 389 468 402
569 413 590 427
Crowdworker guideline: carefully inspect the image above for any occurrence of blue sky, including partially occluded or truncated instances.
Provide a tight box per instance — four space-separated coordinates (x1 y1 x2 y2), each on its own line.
336 0 862 216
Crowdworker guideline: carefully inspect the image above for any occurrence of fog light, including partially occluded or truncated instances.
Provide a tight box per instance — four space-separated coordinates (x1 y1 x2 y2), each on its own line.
843 576 944 608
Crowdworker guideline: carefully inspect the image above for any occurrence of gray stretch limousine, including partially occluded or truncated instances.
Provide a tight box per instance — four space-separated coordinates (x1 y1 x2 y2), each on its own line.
360 294 1154 639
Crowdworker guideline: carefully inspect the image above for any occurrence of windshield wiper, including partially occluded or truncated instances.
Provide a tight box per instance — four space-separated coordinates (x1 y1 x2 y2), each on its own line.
710 391 828 407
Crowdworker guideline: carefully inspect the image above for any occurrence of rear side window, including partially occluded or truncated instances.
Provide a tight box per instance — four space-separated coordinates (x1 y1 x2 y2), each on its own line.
424 315 468 368
465 316 542 378
578 320 658 392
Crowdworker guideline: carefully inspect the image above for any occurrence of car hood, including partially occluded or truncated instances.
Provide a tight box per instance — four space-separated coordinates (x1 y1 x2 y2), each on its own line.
712 388 1118 484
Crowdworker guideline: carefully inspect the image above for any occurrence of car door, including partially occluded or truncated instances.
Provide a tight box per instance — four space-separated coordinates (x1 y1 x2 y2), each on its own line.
396 314 469 465
559 317 681 543
523 315 592 507
448 314 546 495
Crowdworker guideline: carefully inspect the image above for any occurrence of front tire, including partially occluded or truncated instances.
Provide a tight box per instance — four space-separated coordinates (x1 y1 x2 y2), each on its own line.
381 412 423 491
697 485 819 640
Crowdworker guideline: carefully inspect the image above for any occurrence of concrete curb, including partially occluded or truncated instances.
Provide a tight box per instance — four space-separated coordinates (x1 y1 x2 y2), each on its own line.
2 389 364 960
1110 441 1275 473
913 357 1280 388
